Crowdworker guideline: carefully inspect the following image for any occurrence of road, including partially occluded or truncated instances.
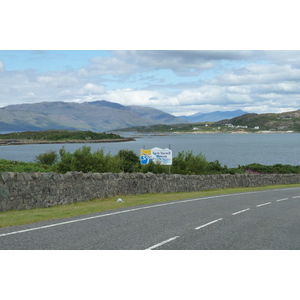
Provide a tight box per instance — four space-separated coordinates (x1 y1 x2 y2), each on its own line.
1 187 300 250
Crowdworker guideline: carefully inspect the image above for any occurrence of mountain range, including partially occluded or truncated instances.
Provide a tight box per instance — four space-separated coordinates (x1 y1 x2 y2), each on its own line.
0 100 189 131
180 109 248 122
0 100 250 131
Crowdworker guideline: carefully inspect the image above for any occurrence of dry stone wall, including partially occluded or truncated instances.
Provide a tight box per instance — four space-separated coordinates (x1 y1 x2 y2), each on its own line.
1 171 300 212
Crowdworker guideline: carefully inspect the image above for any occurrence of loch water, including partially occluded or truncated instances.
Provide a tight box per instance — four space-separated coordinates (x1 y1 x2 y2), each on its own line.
0 133 299 168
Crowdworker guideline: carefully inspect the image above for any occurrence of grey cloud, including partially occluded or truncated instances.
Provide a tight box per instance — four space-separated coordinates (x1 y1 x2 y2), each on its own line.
212 64 300 86
82 50 262 78
78 50 296 79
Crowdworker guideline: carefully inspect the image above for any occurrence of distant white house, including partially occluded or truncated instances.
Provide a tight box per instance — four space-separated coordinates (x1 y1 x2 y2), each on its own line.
225 124 247 129
254 126 259 130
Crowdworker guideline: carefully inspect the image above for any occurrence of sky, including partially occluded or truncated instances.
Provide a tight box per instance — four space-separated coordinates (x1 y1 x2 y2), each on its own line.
1 1 300 117
1 50 300 116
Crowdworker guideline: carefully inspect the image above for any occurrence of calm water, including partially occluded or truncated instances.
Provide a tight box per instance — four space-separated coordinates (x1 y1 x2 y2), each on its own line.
0 133 299 168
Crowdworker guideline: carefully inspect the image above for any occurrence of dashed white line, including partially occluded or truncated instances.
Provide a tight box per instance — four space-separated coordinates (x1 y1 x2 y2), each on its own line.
276 198 289 202
232 208 250 215
256 202 271 207
0 191 264 238
2 188 300 239
195 218 223 230
145 236 180 250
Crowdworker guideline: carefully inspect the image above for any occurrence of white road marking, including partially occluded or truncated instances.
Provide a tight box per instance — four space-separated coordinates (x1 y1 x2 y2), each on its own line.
276 198 289 202
232 208 250 215
292 196 300 199
145 236 180 250
256 202 271 207
195 218 223 230
0 191 263 238
1 188 300 238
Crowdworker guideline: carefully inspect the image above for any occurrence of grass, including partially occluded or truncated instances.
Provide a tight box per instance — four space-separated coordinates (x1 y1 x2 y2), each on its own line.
1 183 300 228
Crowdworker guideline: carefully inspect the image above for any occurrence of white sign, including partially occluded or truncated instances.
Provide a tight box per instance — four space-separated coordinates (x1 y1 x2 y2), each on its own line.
140 147 172 165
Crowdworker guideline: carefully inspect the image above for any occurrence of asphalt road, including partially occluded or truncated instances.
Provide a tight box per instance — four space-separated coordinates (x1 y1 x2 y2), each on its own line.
1 187 300 250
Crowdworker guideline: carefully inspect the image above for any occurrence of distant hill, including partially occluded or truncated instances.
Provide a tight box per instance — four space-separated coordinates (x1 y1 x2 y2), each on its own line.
0 100 188 131
214 110 300 131
180 109 248 122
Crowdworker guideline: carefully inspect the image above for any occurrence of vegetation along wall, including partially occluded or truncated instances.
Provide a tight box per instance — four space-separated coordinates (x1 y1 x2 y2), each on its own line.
1 171 300 212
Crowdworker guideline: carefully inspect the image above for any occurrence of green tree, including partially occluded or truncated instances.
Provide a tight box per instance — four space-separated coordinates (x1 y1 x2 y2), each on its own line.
56 147 75 173
35 150 58 166
55 146 122 173
172 151 209 175
117 149 140 173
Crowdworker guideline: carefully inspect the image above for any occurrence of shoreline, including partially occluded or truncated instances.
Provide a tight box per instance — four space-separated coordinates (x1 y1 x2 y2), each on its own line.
164 130 296 134
0 137 135 146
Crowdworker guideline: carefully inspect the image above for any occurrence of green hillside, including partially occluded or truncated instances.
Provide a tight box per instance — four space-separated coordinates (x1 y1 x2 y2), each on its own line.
115 110 300 133
215 110 300 132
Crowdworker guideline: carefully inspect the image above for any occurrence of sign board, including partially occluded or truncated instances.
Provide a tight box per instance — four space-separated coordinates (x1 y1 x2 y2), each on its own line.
140 147 172 165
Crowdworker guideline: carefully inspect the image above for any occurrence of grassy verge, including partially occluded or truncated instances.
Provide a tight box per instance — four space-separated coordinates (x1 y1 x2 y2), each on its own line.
1 184 300 228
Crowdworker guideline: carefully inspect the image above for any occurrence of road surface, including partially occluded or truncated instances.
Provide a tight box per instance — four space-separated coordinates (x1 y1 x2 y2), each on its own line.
1 187 300 249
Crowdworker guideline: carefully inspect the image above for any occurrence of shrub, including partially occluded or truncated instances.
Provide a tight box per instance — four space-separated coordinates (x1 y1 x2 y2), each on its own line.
0 159 51 172
55 146 122 173
207 160 227 174
140 160 170 174
238 163 300 174
172 151 209 175
117 149 140 173
35 150 58 166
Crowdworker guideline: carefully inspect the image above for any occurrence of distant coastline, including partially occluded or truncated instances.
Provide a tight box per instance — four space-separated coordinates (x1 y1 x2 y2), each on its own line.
168 130 296 134
0 137 135 146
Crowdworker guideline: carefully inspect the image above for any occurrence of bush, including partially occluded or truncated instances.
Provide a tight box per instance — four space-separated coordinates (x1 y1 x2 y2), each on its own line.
55 146 122 173
207 160 227 174
35 150 58 166
117 149 140 173
172 151 209 175
140 160 170 174
237 163 300 174
0 159 51 172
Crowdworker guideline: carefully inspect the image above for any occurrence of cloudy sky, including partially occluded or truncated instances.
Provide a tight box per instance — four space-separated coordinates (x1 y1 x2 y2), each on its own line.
1 50 300 116
1 1 300 117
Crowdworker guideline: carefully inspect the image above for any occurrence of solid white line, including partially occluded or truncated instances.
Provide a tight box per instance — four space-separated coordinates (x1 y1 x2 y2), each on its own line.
195 218 223 230
2 187 300 238
232 208 250 215
0 207 158 238
256 202 271 207
0 192 261 238
145 236 180 250
276 198 289 202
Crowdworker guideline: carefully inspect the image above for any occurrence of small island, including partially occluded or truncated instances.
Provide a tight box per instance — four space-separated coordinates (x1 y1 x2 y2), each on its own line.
0 130 135 146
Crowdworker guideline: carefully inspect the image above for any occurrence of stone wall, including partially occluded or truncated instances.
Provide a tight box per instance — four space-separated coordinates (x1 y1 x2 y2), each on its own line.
1 171 300 212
